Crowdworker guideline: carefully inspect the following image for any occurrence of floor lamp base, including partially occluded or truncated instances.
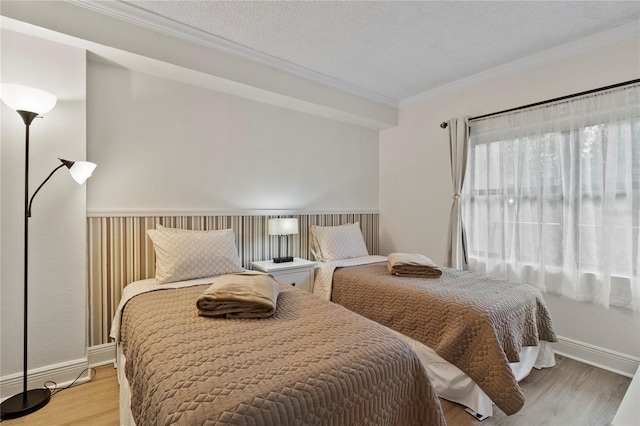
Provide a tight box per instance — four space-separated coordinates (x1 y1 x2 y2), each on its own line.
0 388 51 420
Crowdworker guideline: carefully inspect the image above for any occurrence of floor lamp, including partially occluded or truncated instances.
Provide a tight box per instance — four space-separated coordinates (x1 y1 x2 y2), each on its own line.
0 84 97 420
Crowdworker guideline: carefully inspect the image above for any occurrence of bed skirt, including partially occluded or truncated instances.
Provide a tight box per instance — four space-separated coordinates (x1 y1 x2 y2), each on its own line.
391 329 555 418
116 343 135 426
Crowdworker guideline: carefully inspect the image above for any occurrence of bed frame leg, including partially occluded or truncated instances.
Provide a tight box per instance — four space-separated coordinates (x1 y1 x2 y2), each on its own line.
465 408 490 421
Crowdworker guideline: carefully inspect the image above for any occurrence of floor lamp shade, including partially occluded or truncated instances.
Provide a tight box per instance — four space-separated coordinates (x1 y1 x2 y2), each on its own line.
60 159 97 184
0 83 57 115
0 84 96 420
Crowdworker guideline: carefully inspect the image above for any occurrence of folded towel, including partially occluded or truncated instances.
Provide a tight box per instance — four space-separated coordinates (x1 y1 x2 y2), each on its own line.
197 272 280 318
387 253 442 278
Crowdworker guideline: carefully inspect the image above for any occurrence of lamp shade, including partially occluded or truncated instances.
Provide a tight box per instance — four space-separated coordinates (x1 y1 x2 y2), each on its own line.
268 218 299 236
0 84 57 115
59 159 97 184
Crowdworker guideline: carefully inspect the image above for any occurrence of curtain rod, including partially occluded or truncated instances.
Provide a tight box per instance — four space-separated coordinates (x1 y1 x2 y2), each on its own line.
439 78 640 129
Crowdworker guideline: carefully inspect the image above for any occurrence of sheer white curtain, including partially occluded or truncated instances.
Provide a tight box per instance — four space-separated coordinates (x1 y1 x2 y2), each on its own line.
463 83 640 311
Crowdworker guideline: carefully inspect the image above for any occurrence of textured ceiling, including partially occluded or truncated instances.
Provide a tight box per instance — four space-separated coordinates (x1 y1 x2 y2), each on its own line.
120 1 639 103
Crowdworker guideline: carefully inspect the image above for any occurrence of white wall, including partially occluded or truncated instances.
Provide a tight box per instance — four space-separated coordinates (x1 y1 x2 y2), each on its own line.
1 30 88 391
87 61 379 213
380 37 640 367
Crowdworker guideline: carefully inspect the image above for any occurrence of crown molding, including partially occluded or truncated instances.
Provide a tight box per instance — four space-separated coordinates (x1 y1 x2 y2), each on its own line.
69 0 398 108
399 20 640 110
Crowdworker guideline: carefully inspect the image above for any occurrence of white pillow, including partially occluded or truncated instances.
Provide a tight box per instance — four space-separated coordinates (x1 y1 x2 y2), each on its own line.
310 222 369 262
147 226 244 284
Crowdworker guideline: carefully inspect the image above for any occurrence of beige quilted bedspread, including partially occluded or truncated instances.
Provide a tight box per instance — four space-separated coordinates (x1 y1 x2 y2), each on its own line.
120 283 446 425
332 263 557 416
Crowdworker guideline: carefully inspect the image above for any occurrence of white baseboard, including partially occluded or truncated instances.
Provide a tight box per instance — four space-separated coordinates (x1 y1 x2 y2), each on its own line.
88 342 116 367
0 358 90 402
553 336 640 378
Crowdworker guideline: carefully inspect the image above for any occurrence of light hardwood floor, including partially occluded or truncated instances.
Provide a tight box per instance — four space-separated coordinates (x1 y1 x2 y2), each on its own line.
1 365 119 426
1 355 630 425
442 355 630 426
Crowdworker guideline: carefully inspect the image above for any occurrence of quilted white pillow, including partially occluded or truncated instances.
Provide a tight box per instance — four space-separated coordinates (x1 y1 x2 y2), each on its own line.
147 226 244 284
310 222 369 262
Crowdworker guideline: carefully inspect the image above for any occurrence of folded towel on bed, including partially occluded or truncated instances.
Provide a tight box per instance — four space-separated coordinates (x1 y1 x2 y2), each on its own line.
387 253 442 278
197 272 280 318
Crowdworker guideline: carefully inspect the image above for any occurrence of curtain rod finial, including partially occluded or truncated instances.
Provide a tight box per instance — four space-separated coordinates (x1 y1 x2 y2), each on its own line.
440 121 448 129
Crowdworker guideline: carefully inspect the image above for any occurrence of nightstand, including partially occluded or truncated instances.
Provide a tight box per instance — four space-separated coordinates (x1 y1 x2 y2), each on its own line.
251 258 317 292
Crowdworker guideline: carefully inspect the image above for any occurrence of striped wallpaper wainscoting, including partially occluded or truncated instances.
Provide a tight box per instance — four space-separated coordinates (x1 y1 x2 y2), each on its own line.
88 213 379 346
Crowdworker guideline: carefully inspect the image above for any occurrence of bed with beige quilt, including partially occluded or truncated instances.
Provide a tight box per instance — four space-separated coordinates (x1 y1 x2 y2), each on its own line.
310 223 558 419
110 225 446 426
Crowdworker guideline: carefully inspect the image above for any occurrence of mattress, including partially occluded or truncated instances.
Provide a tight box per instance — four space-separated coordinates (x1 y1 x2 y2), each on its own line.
314 256 557 416
112 277 446 425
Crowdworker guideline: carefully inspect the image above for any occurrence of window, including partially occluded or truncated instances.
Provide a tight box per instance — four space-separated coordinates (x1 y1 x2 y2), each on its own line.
463 84 640 310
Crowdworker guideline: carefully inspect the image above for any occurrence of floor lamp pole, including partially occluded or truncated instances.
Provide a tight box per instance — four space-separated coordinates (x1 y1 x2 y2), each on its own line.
23 113 31 404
